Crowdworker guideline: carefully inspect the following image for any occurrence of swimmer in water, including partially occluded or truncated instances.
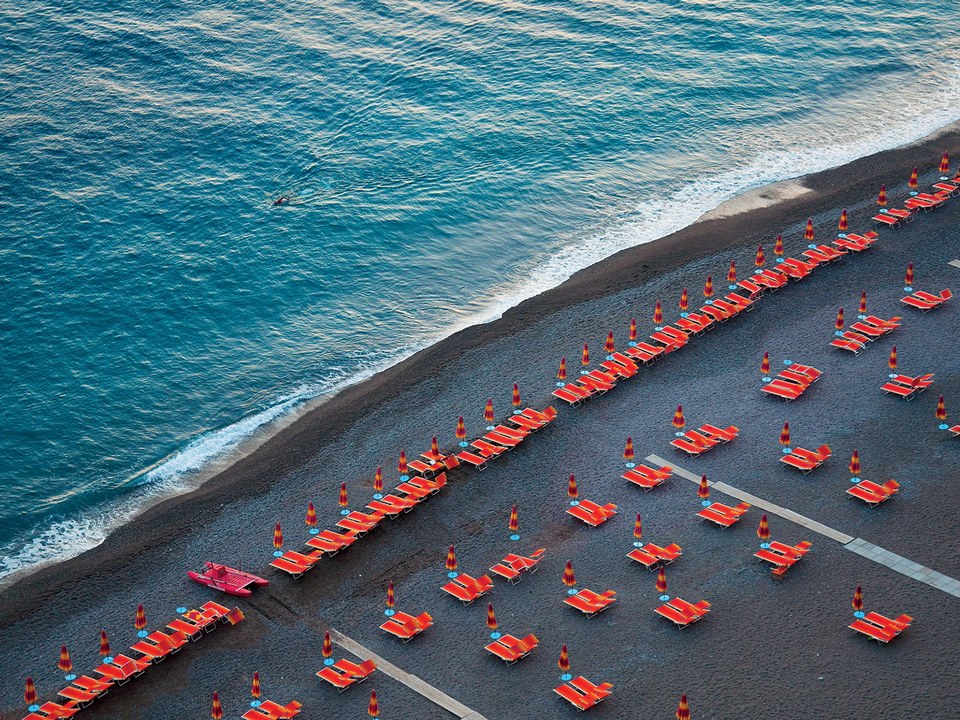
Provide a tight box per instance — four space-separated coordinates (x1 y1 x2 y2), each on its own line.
273 196 289 206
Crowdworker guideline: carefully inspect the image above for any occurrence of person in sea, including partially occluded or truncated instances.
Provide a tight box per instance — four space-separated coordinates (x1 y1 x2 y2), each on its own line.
273 196 289 205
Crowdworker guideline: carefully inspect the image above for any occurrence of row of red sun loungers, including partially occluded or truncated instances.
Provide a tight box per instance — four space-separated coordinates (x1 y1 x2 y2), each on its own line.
270 407 557 577
670 423 739 456
873 181 958 227
23 602 244 720
761 362 823 400
831 315 901 354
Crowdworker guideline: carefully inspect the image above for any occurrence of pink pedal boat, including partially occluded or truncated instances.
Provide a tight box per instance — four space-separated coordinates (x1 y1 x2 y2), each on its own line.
188 561 269 597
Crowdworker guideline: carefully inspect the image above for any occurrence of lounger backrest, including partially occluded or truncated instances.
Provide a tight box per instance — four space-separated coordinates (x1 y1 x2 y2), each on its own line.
358 659 376 675
817 444 831 458
884 480 900 491
663 543 682 554
521 633 539 648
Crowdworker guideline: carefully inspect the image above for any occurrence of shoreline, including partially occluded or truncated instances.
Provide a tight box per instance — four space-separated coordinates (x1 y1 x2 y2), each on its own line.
1 118 959 624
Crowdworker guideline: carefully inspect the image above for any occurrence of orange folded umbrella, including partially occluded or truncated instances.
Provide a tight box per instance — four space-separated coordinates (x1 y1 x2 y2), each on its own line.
703 275 713 298
24 677 37 707
835 308 844 331
849 449 860 477
629 317 637 342
679 287 688 312
211 692 223 720
624 436 634 463
455 416 466 442
672 404 685 429
757 513 770 542
852 584 863 612
58 645 72 674
936 395 947 422
486 603 497 632
558 644 570 673
509 504 519 533
904 263 914 287
774 233 784 256
322 631 333 659
557 356 567 382
656 566 667 595
653 300 663 325
445 544 457 572
135 603 147 631
567 474 578 500
888 346 897 371
252 671 261 700
272 523 283 552
676 693 690 720
373 467 383 495
908 166 918 189
562 560 576 588
581 343 590 367
859 291 867 316
305 501 317 529
755 244 765 267
779 421 790 446
877 184 887 206
727 260 737 284
605 331 615 354
512 383 521 409
386 580 395 609
633 513 643 541
398 450 408 476
697 475 709 500
368 689 379 718
430 435 440 457
99 630 110 658
939 152 950 175
761 351 770 375
838 209 848 232
484 399 495 425
338 482 348 509
804 218 814 242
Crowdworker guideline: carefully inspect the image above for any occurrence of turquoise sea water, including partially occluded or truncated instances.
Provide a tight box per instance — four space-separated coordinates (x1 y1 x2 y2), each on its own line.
1 0 959 578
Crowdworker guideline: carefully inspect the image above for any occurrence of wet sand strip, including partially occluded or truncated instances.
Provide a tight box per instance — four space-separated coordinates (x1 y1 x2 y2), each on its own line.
646 454 960 598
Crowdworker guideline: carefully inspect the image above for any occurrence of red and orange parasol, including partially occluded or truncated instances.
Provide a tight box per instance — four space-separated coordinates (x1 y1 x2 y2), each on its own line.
629 317 637 342
779 421 790 447
877 184 887 206
386 580 395 610
888 346 898 371
484 399 495 426
838 209 848 233
849 449 860 478
697 475 710 501
24 677 37 708
99 630 110 658
904 263 914 288
656 566 668 597
835 308 844 331
272 523 283 555
936 395 948 429
676 693 690 720
804 218 814 242
672 404 685 430
908 166 918 189
445 544 457 573
859 291 867 316
135 603 147 634
939 152 950 175
430 435 440 458
252 671 261 701
455 417 466 444
305 501 317 529
653 300 663 326
368 689 379 718
211 692 223 720
703 275 713 298
486 603 498 634
322 631 333 661
679 287 689 312
338 482 348 509
512 382 521 409
558 644 570 676
757 513 770 544
567 473 578 501
727 260 737 284
774 233 784 257
633 513 643 544
562 560 576 588
374 467 384 495
509 504 519 534
557 356 567 384
605 331 615 354
853 585 863 614
624 436 634 464
58 646 72 676
761 351 770 376
398 450 408 476
755 244 765 267
581 343 590 367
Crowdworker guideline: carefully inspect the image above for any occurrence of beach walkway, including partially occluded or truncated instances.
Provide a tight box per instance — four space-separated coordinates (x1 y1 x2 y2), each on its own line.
648 454 960 598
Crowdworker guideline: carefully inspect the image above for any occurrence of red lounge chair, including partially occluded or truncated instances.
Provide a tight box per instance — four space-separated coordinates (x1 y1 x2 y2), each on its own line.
522 406 557 424
270 550 321 577
503 548 546 573
129 639 173 663
611 350 644 368
949 425 960 437
670 436 708 456
655 599 708 628
554 682 604 711
699 423 739 442
483 431 522 448
71 676 112 695
316 666 356 691
700 304 731 323
456 450 488 470
727 291 758 308
408 458 443 477
649 331 685 351
682 429 721 450
933 181 960 195
56 686 99 709
866 611 913 633
367 494 417 517
768 540 812 559
471 438 509 457
848 321 888 339
567 499 618 527
492 424 529 440
830 336 866 354
737 278 763 296
623 464 671 490
29 702 79 718
441 573 493 604
380 611 433 642
564 589 617 617
647 542 682 563
485 633 539 664
336 510 382 535
552 383 593 406
761 379 805 400
306 529 358 555
847 479 899 506
601 359 638 379
316 659 375 691
626 342 666 362
696 506 739 527
626 546 660 569
489 562 520 583
781 444 830 473
506 415 541 431
850 618 898 643
676 315 711 335
242 699 303 720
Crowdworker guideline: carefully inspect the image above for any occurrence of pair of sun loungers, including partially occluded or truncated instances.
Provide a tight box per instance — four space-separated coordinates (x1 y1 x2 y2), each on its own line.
554 676 612 711
485 633 539 664
697 501 750 528
242 699 302 720
627 542 682 570
754 540 812 578
670 423 739 456
457 407 557 468
831 315 901 354
762 363 823 400
847 479 900 506
489 548 545 583
316 658 376 691
622 463 673 490
442 573 494 605
567 499 618 527
380 611 433 642
881 373 934 400
850 611 913 643
564 589 617 617
802 244 846 265
905 191 950 211
901 288 952 312
655 597 711 628
780 444 831 473
833 232 879 252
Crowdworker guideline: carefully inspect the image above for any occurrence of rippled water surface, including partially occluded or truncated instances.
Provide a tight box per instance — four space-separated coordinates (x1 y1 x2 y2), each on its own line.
1 0 959 577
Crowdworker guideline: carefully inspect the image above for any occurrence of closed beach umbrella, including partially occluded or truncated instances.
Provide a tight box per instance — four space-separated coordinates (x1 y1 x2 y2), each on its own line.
653 301 663 326
804 219 814 242
581 343 590 367
877 184 887 206
58 646 72 675
605 331 615 354
624 436 635 463
445 544 457 572
780 422 791 447
567 474 578 500
656 567 668 595
430 436 440 458
338 482 348 509
368 689 379 718
936 395 947 422
774 233 784 257
852 585 863 612
761 351 770 375
455 417 466 442
135 603 147 632
939 152 950 175
629 317 637 342
484 399 495 425
905 263 914 287
509 504 519 533
859 291 867 316
835 308 844 331
512 382 521 409
374 467 383 495
99 630 110 658
676 693 690 720
272 523 283 552
697 475 710 500
211 692 223 720
398 450 408 476
558 644 570 673
633 513 643 541
908 166 918 189
849 450 860 477
703 275 713 298
252 672 261 700
679 287 689 312
305 501 317 529
486 603 497 632
755 244 765 267
672 404 685 430
838 209 848 232
757 514 770 542
386 580 395 610
322 631 333 660
557 356 567 382
24 677 36 707
727 260 737 284
563 561 576 588
888 346 897 371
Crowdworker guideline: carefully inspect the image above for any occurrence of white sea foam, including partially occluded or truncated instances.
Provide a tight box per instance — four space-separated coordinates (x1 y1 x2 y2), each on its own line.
3 60 960 585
